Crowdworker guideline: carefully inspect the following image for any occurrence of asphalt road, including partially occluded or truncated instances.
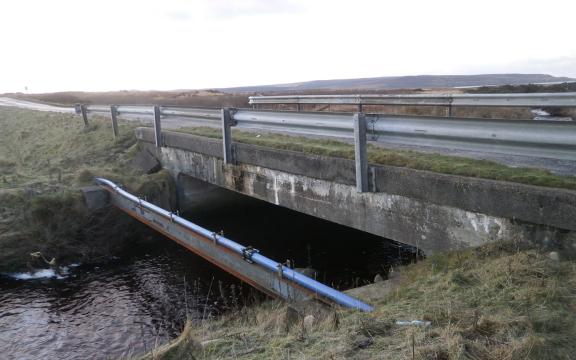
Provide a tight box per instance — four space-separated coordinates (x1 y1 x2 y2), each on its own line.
1 97 575 176
0 97 74 113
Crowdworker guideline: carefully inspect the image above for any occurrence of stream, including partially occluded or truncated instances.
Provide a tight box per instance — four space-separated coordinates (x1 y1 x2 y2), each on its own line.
0 190 417 360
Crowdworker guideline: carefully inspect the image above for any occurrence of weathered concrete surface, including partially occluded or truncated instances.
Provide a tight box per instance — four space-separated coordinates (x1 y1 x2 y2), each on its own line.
135 128 576 254
81 186 109 210
131 148 161 174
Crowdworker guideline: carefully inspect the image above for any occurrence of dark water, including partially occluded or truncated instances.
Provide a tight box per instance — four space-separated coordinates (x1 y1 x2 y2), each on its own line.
0 189 416 360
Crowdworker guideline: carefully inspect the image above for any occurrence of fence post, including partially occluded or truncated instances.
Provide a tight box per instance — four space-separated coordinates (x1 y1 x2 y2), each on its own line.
153 105 162 147
222 108 234 164
446 96 453 117
110 105 119 138
80 104 89 127
353 113 368 192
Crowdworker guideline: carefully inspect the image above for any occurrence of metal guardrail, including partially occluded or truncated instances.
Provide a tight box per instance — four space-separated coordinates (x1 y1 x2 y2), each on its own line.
229 110 576 164
249 93 576 109
95 177 373 312
77 103 576 192
82 104 220 119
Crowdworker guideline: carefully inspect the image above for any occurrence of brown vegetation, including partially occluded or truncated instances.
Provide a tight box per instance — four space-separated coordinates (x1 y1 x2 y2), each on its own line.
8 80 575 120
6 89 251 108
137 241 576 360
467 82 576 94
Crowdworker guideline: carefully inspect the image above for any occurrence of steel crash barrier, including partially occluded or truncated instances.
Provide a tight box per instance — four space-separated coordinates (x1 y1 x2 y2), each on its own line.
248 92 576 114
95 178 374 312
77 97 576 193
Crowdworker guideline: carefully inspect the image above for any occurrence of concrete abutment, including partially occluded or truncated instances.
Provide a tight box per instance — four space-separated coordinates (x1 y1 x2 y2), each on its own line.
133 128 576 256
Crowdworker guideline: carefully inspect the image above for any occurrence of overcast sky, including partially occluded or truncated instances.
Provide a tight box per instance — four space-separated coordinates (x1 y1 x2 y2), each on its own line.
0 0 575 93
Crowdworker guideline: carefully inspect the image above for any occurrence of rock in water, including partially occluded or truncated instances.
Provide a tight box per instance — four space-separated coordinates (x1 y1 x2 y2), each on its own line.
548 251 560 262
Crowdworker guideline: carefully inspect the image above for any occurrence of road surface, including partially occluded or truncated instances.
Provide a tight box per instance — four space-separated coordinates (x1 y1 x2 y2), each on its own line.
0 97 74 113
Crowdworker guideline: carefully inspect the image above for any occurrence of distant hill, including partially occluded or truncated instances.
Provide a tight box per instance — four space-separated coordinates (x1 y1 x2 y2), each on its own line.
221 74 576 93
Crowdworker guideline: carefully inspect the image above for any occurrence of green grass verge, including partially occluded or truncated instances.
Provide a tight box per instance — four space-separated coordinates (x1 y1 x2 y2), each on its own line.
175 127 576 190
0 108 143 189
0 108 167 272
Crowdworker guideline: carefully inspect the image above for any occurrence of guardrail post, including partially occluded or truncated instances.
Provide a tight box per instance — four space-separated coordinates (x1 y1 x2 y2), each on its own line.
353 113 368 192
110 105 119 138
80 104 89 127
153 105 163 147
222 108 234 164
446 96 453 117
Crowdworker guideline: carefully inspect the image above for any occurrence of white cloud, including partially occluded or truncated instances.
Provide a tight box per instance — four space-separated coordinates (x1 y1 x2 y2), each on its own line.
195 0 302 18
0 0 574 93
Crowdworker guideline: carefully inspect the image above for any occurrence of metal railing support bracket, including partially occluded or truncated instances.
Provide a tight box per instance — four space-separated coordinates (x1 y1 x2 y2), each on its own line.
153 105 163 147
80 104 89 127
222 108 236 164
353 113 369 192
110 105 119 138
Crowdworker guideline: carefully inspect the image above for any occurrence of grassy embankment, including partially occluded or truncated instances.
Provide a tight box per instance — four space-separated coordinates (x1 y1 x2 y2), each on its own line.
467 82 576 94
139 241 576 360
0 107 172 272
176 127 576 190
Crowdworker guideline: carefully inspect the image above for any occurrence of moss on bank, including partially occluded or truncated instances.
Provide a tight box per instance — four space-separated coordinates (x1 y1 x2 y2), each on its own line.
0 108 170 272
139 241 576 360
176 127 576 190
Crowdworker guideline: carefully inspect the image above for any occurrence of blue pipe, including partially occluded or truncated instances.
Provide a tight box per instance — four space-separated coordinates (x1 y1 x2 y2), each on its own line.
95 178 373 312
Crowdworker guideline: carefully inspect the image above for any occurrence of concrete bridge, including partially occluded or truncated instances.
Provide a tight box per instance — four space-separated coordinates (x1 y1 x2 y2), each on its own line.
133 127 576 256
3 96 574 254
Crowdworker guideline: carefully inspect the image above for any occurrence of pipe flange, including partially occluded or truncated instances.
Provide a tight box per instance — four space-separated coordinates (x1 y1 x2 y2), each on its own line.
242 246 259 263
368 116 378 141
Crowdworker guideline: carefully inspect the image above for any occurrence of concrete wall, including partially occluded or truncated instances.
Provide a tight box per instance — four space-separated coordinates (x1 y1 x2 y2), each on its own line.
135 128 576 255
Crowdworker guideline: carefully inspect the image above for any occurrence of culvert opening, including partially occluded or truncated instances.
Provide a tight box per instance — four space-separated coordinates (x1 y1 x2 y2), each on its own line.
179 181 421 291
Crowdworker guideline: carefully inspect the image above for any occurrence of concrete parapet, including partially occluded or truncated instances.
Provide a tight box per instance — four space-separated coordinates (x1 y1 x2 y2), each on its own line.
134 128 576 255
